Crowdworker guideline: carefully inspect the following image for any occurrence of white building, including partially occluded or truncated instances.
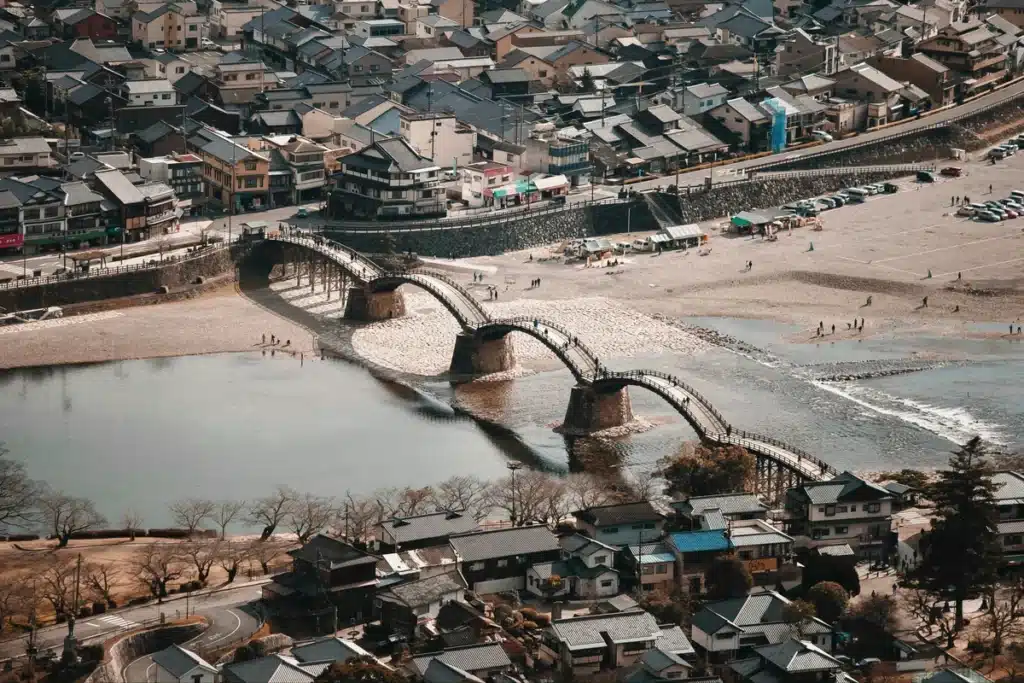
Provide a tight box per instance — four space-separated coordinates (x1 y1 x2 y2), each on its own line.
121 79 175 106
398 111 475 170
151 644 217 683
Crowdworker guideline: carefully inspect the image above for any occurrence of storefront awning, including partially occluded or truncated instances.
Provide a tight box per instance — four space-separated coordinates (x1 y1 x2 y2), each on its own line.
534 174 569 191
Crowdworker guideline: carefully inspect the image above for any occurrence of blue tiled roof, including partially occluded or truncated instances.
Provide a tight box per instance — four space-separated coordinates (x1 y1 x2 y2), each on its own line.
669 530 732 553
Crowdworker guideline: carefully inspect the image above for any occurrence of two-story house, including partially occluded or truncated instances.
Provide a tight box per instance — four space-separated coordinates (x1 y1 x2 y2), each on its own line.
729 638 848 683
915 22 1011 94
0 138 53 170
93 169 177 243
869 53 956 107
992 471 1024 560
138 152 204 216
623 541 676 593
673 493 769 530
0 178 65 254
261 135 330 206
376 510 480 552
680 82 731 116
831 62 907 127
784 471 894 559
198 133 270 212
692 591 833 664
574 501 666 547
151 644 218 683
548 611 696 679
264 534 380 629
0 190 21 253
59 180 111 248
329 137 443 219
374 570 467 640
527 533 620 599
132 4 203 51
449 524 561 594
668 529 734 594
399 111 475 173
121 79 176 107
407 643 512 681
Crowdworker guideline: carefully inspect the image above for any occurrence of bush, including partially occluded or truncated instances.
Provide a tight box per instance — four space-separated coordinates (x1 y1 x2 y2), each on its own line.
63 528 147 540
92 602 107 615
80 645 104 663
522 620 539 630
78 606 93 618
147 528 217 539
55 614 67 624
127 596 151 606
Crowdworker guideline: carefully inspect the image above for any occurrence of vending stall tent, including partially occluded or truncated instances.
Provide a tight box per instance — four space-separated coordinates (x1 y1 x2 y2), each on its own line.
730 211 774 235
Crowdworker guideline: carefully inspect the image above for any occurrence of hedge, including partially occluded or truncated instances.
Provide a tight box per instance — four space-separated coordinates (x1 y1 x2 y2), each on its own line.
147 528 217 539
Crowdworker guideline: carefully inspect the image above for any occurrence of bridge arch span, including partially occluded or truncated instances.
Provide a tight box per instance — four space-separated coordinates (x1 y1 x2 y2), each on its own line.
369 270 489 330
472 317 600 384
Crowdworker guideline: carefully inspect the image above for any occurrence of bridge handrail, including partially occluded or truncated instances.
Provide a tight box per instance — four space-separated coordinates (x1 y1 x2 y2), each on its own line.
404 269 491 322
610 368 728 426
486 316 601 371
380 271 487 328
275 233 381 280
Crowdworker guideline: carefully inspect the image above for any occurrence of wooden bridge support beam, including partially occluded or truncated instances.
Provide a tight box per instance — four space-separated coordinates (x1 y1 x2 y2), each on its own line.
561 384 634 436
343 287 406 321
449 332 516 377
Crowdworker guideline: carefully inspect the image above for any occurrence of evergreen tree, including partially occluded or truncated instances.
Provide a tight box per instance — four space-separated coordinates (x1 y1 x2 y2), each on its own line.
909 436 1001 632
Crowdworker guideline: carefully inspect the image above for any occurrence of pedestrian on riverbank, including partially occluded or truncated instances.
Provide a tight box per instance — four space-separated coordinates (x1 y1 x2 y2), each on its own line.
923 296 928 307
831 324 835 334
262 333 266 344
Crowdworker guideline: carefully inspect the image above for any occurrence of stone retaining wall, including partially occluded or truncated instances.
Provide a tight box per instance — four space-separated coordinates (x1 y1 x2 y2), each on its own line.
0 247 238 312
86 622 207 683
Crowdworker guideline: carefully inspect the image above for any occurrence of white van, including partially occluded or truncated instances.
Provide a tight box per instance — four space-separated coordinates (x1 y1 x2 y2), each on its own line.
847 188 870 202
631 238 653 252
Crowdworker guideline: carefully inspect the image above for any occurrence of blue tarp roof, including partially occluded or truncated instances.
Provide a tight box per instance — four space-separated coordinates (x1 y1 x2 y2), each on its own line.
669 530 732 553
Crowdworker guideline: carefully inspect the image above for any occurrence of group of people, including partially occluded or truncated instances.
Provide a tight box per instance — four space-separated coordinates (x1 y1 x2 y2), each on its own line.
743 260 754 271
530 278 543 288
261 333 291 347
950 195 973 206
816 319 865 336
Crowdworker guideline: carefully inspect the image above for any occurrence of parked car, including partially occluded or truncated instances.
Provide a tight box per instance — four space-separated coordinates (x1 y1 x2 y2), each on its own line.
976 211 1000 222
1005 209 1019 219
988 148 1007 160
882 182 899 193
831 195 846 206
940 166 963 177
956 206 975 216
1011 190 1024 200
916 171 935 182
811 130 834 142
295 208 309 218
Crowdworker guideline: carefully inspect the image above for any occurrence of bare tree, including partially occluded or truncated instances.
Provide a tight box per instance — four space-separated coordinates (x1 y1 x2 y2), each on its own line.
565 472 617 511
212 500 246 540
901 588 956 648
624 470 662 503
0 572 34 634
247 538 289 575
0 445 38 530
182 538 220 585
288 493 335 544
979 579 1024 655
84 563 121 607
431 476 491 520
131 543 186 599
38 490 107 548
169 498 216 537
217 541 249 584
487 471 559 526
121 510 143 541
375 487 435 518
246 487 298 541
40 558 78 617
334 492 377 543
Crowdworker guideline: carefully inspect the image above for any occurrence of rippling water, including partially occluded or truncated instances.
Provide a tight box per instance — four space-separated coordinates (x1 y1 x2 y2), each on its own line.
3 317 1020 528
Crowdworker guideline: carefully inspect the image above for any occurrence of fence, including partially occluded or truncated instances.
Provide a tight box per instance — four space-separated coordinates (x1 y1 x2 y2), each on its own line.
749 163 936 180
0 244 239 291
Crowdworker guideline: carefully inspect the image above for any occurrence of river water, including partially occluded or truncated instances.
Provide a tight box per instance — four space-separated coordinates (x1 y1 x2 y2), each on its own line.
1 317 1021 529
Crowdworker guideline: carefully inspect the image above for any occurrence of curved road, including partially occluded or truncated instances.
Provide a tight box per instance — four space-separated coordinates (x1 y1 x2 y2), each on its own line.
121 599 260 683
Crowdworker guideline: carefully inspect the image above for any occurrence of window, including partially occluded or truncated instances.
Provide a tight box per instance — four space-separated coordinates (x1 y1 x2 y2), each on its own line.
834 525 848 534
244 177 259 188
44 207 58 218
865 503 882 514
370 64 379 72
643 522 655 529
836 505 847 513
23 209 40 219
604 527 618 533
189 24 197 31
824 505 836 517
354 65 363 72
162 93 171 99
244 161 257 171
539 70 548 77
245 73 257 80
0 55 9 63
813 527 830 538
421 189 432 198
600 579 613 587
413 604 429 615
176 66 185 73
655 563 667 574
850 505 857 512
497 559 508 567
506 153 514 162
642 565 655 575
631 524 643 530
469 561 484 570
593 555 607 566
391 190 403 199
1006 535 1023 546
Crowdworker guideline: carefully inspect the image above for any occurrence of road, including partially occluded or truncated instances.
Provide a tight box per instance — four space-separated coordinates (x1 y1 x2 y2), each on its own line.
0 582 264 664
609 78 1024 193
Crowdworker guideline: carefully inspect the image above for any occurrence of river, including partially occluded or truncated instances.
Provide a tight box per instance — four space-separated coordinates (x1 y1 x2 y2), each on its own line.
1 317 1021 530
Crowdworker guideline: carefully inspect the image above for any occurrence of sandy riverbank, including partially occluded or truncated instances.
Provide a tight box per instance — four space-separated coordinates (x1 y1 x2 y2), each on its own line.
0 285 316 370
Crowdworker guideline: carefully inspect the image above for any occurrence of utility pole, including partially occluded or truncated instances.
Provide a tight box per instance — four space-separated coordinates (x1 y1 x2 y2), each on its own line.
506 461 522 526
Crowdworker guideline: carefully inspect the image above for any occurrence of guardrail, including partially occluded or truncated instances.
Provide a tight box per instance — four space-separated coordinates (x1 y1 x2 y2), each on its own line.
749 163 936 179
0 244 240 291
321 197 631 234
378 271 487 329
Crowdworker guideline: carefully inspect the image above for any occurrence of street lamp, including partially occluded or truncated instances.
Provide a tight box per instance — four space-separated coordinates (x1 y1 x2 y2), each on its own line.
507 461 523 526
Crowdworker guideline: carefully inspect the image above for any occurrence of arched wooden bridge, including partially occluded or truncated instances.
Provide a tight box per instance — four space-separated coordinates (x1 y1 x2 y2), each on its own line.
266 231 838 495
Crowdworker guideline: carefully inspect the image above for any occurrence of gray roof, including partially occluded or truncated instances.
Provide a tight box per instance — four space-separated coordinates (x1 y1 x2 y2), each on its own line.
290 637 370 664
816 544 855 557
687 82 730 98
756 639 841 672
450 525 558 563
221 654 325 683
485 68 532 84
410 643 511 676
675 493 767 517
152 645 215 677
201 136 263 165
379 510 479 545
377 571 467 608
657 625 696 656
795 471 893 505
550 611 661 650
423 659 484 683
993 471 1024 504
93 169 144 204
60 181 105 206
692 591 831 638
0 137 51 155
642 647 690 673
726 97 769 122
575 501 663 527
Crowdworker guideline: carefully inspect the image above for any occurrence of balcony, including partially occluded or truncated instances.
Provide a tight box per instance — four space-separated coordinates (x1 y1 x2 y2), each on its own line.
146 209 177 226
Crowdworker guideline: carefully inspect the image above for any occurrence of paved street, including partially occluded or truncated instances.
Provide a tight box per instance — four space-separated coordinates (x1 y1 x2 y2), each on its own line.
0 581 265 663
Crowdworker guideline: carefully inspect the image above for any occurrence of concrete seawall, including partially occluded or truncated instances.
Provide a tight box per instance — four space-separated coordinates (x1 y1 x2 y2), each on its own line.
0 247 238 312
86 621 207 683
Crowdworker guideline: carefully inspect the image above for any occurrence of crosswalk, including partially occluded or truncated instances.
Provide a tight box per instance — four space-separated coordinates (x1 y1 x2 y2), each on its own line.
92 614 137 630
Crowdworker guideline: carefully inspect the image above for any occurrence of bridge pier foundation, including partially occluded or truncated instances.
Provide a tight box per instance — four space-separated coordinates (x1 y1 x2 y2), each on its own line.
449 332 516 376
561 384 634 435
343 287 406 321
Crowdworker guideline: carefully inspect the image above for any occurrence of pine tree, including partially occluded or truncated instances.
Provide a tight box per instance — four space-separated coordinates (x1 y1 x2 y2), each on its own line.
909 436 1001 634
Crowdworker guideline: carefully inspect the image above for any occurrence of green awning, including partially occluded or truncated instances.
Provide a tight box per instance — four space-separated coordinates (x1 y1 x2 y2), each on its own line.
106 226 122 236
1003 554 1024 565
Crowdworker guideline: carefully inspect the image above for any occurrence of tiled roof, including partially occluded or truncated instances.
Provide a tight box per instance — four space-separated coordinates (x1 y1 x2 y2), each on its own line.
757 639 841 672
575 501 663 527
410 643 511 676
550 611 661 650
797 471 893 505
728 521 793 548
993 471 1024 503
377 571 466 608
290 636 371 664
816 544 855 556
668 530 731 553
423 659 484 683
628 543 675 564
999 521 1024 534
449 524 558 563
151 645 214 677
686 82 730 98
675 493 767 517
379 510 480 545
657 625 696 656
693 591 832 639
289 534 379 569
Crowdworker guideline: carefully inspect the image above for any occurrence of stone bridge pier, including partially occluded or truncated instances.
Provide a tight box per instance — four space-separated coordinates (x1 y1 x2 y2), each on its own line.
561 384 634 435
343 287 406 321
449 332 516 376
